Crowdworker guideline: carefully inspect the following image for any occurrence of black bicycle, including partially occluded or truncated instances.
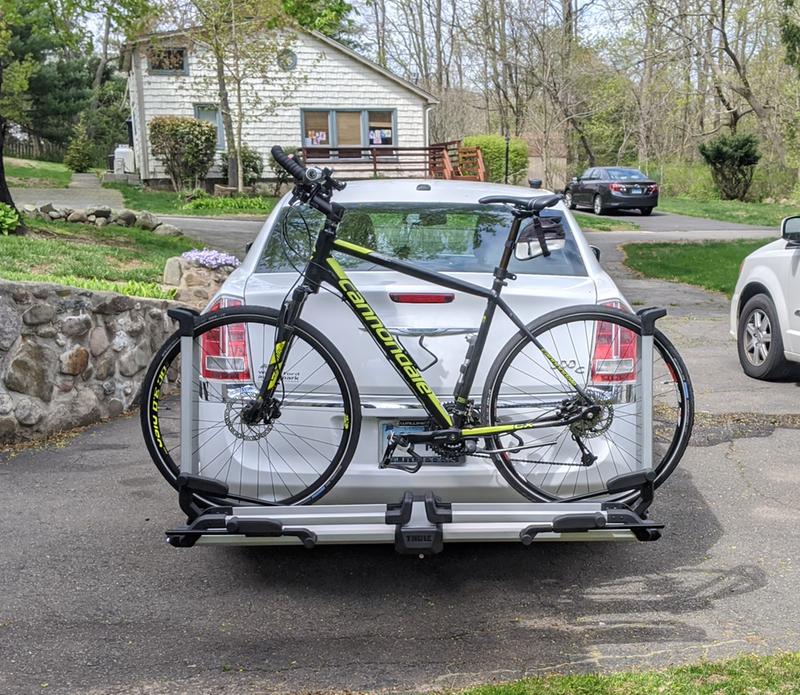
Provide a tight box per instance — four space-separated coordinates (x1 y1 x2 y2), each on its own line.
140 146 693 510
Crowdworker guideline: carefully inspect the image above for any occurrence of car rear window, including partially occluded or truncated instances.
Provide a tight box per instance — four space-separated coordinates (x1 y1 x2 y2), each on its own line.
606 168 648 181
257 202 587 276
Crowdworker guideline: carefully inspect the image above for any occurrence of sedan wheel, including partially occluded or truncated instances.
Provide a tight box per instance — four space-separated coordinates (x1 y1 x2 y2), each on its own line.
593 195 605 215
565 191 576 209
737 294 796 380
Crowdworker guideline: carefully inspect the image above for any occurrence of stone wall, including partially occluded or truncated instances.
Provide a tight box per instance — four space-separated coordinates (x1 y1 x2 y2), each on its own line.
0 280 177 444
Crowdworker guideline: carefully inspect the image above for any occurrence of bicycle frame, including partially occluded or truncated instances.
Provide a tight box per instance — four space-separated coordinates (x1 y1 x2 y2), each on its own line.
257 213 590 438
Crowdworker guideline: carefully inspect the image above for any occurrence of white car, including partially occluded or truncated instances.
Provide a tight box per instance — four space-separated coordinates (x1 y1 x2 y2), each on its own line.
731 216 800 380
208 179 633 504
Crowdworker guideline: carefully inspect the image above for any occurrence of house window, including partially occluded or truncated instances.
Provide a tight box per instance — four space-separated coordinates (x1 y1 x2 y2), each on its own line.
148 47 188 75
194 104 225 149
301 109 396 154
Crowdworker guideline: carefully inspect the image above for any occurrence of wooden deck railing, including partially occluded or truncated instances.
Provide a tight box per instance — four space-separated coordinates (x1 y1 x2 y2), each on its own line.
300 142 485 182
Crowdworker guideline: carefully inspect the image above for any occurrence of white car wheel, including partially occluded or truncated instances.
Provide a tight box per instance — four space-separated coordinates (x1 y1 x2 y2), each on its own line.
737 294 795 380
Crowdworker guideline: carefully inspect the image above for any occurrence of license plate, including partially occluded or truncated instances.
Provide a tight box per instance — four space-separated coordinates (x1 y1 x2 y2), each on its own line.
631 187 642 195
380 420 464 465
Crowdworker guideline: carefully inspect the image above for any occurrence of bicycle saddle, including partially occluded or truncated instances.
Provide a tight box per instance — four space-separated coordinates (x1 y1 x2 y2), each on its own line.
478 194 562 212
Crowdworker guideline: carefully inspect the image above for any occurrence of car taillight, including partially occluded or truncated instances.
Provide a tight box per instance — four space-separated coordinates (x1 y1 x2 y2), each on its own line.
609 183 624 193
389 293 455 303
591 300 637 384
647 184 658 194
201 297 250 381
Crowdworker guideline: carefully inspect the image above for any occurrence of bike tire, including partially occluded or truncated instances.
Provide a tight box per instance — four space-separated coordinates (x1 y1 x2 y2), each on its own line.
140 306 361 508
481 305 693 505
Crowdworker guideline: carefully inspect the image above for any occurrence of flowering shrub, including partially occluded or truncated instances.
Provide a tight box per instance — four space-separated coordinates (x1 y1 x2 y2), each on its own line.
181 248 241 269
149 116 217 193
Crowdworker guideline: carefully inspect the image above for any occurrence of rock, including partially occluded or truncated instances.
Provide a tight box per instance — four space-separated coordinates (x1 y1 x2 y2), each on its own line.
22 303 55 326
92 294 134 315
39 203 55 215
0 416 17 442
60 314 92 337
107 398 124 417
94 352 115 380
4 341 58 402
0 393 14 415
95 217 108 228
86 205 111 218
118 314 146 337
153 223 182 237
115 209 137 226
21 204 37 215
89 327 109 356
118 343 151 376
67 209 88 223
181 269 208 287
59 346 90 375
0 302 21 350
48 210 63 219
135 211 160 231
87 215 96 222
14 398 43 426
102 379 116 396
36 325 57 339
163 257 183 286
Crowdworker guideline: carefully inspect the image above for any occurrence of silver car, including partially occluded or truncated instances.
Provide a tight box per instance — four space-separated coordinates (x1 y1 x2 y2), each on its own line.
207 179 632 503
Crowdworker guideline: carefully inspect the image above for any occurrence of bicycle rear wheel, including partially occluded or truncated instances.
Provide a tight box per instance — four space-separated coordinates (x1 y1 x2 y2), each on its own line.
140 306 360 507
481 306 693 505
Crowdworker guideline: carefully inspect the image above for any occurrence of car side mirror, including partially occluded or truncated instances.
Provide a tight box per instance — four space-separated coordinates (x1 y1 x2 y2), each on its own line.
781 215 800 246
245 241 253 253
571 176 579 184
590 245 601 261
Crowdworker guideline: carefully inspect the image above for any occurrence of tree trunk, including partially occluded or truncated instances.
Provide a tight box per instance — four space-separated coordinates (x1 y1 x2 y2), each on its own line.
0 117 24 234
87 13 112 135
215 49 238 188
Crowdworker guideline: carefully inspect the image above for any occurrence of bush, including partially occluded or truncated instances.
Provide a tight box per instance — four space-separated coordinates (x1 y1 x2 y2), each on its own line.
64 121 95 173
182 195 278 214
149 116 217 192
0 202 20 235
698 134 761 201
221 144 264 187
463 134 528 184
268 145 298 195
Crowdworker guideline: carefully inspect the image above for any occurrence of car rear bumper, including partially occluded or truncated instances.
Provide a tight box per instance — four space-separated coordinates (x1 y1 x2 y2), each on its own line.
605 194 658 209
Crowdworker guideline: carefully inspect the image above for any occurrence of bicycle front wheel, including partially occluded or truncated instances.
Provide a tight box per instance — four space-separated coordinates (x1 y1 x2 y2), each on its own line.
140 306 361 507
481 305 693 504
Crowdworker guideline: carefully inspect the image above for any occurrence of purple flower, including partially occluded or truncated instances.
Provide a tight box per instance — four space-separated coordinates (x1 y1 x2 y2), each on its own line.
181 248 241 269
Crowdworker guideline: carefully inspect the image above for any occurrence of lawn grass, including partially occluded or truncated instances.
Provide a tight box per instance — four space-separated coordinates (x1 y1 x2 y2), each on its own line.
1 218 199 299
573 212 640 232
457 652 800 694
623 238 772 296
104 182 278 216
659 196 798 228
5 157 73 188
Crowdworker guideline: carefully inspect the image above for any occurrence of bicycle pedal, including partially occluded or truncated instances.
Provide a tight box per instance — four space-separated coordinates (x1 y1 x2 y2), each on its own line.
380 437 423 473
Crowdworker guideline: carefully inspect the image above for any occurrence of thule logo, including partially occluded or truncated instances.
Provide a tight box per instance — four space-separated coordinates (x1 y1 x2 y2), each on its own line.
406 534 433 543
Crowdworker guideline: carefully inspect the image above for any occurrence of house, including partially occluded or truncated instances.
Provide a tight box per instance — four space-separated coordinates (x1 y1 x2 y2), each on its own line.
122 29 438 185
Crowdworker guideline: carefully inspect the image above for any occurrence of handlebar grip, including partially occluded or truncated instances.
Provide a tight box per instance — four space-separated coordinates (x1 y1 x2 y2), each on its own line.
271 145 306 181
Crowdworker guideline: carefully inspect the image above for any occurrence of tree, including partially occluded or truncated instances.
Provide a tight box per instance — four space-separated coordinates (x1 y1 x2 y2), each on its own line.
699 133 761 200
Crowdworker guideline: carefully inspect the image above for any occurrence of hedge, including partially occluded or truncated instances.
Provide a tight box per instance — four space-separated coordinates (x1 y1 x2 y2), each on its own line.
463 134 528 184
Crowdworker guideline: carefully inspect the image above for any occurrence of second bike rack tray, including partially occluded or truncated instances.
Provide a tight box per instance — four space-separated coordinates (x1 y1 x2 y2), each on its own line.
167 475 663 554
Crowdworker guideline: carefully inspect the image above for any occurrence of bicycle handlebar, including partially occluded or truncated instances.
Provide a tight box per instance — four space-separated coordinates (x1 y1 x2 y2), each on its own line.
271 145 307 182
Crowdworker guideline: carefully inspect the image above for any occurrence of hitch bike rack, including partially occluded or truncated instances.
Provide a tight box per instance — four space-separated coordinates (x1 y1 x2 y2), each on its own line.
163 306 667 555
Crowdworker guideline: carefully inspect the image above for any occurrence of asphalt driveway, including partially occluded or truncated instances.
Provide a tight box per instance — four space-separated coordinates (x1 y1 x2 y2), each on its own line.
2 218 799 694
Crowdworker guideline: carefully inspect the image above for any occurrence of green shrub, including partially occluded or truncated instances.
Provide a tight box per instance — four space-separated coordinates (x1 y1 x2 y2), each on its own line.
0 202 20 235
63 121 95 173
698 133 761 201
221 144 264 186
268 145 298 195
748 163 797 202
462 134 528 184
182 195 277 214
646 161 718 199
149 116 217 193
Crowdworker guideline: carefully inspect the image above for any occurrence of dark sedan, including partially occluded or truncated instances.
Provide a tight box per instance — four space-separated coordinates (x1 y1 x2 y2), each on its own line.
564 167 658 216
